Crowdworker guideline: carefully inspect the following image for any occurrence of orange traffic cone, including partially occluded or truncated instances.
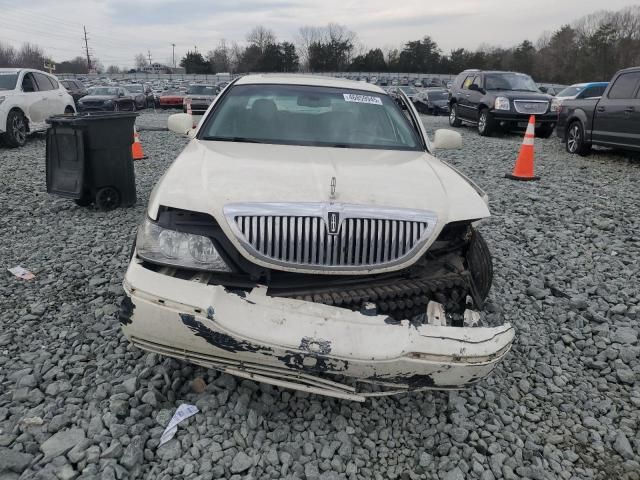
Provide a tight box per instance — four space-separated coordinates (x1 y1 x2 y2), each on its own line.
132 126 147 161
506 115 539 181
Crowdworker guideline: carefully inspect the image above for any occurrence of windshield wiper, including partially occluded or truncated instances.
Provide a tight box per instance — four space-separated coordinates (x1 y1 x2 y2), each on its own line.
202 136 266 143
511 89 538 92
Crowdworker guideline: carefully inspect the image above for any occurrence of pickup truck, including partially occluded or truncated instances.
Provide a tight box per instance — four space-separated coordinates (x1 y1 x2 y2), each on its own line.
557 67 640 155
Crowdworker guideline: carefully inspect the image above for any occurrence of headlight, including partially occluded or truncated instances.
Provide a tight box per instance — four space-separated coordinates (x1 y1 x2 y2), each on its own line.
494 97 510 110
550 98 561 112
136 219 230 272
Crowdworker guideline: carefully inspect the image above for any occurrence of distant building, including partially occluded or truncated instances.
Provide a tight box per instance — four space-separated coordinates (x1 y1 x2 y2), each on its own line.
140 63 185 74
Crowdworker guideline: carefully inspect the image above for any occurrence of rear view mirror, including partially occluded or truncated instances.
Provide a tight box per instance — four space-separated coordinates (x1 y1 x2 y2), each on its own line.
297 95 330 108
168 113 194 135
432 129 462 150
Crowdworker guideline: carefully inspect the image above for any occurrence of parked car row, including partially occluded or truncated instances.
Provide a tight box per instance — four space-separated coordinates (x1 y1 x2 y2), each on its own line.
439 66 639 156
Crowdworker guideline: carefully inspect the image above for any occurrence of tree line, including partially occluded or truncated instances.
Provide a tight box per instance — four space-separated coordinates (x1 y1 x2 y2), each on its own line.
1 6 639 84
176 6 640 83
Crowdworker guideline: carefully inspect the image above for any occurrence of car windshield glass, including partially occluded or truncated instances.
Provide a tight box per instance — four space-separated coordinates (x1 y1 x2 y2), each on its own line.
126 85 143 93
556 86 584 97
187 85 216 95
485 73 539 92
426 90 448 100
399 86 417 94
0 73 18 90
89 87 119 96
201 84 421 151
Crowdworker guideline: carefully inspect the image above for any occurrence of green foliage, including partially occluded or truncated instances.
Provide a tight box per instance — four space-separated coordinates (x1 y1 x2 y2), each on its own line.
180 50 213 74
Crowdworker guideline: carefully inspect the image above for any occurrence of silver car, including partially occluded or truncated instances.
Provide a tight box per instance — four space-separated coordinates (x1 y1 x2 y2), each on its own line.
183 84 218 115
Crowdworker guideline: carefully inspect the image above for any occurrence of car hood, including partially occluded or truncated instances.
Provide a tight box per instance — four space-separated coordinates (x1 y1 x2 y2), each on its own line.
80 95 116 102
149 139 489 234
494 90 553 101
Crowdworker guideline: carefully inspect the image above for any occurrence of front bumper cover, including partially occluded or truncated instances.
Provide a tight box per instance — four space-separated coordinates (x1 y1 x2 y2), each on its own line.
121 256 515 401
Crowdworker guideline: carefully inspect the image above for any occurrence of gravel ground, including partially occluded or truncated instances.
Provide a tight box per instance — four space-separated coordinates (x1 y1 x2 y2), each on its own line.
1 110 639 480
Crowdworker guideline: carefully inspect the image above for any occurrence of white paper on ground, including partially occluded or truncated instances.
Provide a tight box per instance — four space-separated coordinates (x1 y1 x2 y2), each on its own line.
158 403 199 447
8 266 35 280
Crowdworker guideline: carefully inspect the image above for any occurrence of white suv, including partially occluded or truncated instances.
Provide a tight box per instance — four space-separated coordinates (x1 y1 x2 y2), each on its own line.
121 75 515 401
0 68 76 147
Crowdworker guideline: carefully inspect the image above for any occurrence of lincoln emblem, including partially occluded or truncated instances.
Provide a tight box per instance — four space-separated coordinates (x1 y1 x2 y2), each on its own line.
328 212 340 234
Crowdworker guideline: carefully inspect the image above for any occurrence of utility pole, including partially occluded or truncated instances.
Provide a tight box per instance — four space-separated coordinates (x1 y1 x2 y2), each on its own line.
147 50 152 65
171 43 176 68
83 25 92 72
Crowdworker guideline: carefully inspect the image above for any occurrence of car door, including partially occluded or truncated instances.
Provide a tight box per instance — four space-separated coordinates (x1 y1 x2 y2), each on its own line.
456 75 477 120
591 71 640 149
32 72 60 118
465 75 484 120
46 75 67 114
20 72 48 126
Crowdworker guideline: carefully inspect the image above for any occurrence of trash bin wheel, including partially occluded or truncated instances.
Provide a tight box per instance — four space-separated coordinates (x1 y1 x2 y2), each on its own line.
95 186 121 211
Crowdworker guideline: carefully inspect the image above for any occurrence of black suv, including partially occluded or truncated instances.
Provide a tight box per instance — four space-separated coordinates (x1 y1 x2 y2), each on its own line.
449 70 556 137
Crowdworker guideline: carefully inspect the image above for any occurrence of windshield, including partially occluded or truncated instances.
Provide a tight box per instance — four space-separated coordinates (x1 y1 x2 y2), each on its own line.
200 84 421 151
399 86 417 94
0 72 18 90
556 86 584 97
485 73 539 92
426 90 448 100
188 85 217 95
126 85 143 93
89 87 119 96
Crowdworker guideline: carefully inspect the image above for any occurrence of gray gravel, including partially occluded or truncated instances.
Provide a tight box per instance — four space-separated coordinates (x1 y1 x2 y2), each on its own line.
1 110 639 479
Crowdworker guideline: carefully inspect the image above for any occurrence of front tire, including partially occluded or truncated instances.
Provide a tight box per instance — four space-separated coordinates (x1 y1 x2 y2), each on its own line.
3 110 27 148
566 121 591 156
449 103 462 127
478 108 494 137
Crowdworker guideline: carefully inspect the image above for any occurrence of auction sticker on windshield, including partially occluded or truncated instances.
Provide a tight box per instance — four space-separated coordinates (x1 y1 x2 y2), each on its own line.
343 93 382 105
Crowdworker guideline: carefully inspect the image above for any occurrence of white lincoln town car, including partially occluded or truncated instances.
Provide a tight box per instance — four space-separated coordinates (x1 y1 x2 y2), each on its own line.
120 74 514 401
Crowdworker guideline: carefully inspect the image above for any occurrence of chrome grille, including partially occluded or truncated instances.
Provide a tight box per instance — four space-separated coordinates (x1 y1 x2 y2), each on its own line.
224 203 437 271
513 100 548 115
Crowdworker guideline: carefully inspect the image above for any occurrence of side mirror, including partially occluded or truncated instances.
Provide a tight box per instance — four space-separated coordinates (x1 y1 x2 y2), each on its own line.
432 129 462 150
168 113 195 135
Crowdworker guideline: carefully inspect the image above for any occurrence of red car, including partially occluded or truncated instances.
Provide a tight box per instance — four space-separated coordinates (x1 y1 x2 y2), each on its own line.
159 91 184 109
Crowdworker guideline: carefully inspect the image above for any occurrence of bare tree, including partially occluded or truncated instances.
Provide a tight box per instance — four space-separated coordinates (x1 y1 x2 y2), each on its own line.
106 65 121 74
206 39 231 73
246 26 276 53
295 26 322 71
134 53 147 70
0 42 16 67
16 43 46 69
229 41 244 73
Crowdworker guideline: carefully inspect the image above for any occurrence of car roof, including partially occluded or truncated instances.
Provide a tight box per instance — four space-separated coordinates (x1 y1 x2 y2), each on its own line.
0 68 21 73
234 74 386 94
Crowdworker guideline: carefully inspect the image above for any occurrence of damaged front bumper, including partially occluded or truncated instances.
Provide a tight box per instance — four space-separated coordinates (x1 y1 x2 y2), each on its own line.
121 257 515 401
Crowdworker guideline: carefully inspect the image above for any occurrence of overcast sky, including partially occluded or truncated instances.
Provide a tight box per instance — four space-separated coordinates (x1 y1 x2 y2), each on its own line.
0 0 634 68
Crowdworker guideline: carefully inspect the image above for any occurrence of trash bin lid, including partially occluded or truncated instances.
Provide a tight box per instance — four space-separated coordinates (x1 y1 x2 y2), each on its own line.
47 111 139 125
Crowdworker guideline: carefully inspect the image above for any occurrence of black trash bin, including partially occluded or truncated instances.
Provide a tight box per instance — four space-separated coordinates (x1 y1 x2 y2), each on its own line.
46 112 138 210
